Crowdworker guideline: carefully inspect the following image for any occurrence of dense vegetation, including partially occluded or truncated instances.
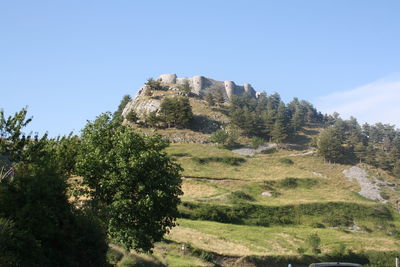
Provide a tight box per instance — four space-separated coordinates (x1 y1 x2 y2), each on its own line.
76 113 183 251
0 109 108 266
228 93 323 141
316 117 400 177
0 108 183 265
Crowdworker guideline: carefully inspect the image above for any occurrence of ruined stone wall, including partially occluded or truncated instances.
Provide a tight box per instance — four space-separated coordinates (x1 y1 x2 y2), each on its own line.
157 73 257 100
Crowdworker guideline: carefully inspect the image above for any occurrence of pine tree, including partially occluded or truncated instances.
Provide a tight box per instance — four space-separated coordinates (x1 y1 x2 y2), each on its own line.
317 127 345 163
271 119 287 143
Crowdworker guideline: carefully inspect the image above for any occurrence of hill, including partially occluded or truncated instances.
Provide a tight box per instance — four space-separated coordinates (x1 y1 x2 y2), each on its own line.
115 75 400 267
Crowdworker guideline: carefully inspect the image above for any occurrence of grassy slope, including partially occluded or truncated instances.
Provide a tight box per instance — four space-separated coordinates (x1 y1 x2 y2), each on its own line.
124 95 400 265
156 143 400 263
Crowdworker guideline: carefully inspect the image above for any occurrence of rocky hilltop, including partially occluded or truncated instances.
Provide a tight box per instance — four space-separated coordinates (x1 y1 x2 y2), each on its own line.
158 73 257 99
122 74 258 120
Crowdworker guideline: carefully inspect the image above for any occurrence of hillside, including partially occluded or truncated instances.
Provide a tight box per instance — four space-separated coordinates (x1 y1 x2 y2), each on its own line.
114 76 400 267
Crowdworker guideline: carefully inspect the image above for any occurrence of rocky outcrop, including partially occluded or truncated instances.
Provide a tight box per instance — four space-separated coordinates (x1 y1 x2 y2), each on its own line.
159 74 257 100
122 74 259 122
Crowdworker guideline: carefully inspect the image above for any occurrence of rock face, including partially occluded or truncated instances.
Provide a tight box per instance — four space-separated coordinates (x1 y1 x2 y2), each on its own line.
159 73 257 100
122 74 259 122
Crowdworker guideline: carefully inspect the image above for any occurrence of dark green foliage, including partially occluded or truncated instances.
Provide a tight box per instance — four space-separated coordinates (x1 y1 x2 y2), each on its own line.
159 97 193 128
310 222 325 228
317 127 345 163
279 158 294 165
306 233 321 255
0 108 108 266
180 201 393 227
251 136 265 148
261 180 281 197
126 110 138 123
229 190 255 202
323 210 354 227
191 156 246 166
210 129 238 148
228 93 322 140
265 177 317 190
317 117 400 174
189 247 214 262
45 133 80 177
279 177 299 188
76 113 183 251
114 94 131 118
145 77 162 90
106 247 124 264
145 111 160 127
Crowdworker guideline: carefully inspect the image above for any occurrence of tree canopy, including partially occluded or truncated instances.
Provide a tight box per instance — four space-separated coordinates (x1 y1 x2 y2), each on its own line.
76 113 183 251
0 108 108 266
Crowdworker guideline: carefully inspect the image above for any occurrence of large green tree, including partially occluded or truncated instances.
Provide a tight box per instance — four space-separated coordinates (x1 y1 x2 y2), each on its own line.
317 127 345 163
0 109 108 266
160 97 193 128
76 113 183 251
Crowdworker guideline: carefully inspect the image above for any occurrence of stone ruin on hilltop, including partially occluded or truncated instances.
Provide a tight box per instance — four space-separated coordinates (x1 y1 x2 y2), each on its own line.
158 73 257 99
122 74 260 121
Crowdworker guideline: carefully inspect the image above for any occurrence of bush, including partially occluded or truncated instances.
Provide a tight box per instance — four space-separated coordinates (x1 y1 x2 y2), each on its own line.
145 78 162 90
191 156 246 166
251 137 265 148
107 248 124 264
278 177 318 189
310 222 325 228
306 233 321 255
323 211 354 227
210 129 239 148
179 201 393 227
126 110 138 123
229 191 255 202
279 158 294 165
280 177 298 188
118 255 135 267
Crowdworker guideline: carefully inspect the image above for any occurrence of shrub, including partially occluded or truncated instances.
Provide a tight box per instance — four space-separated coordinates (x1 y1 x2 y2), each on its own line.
279 158 294 165
126 110 138 123
380 191 390 200
310 222 325 228
145 78 162 90
280 177 298 188
323 211 354 227
118 255 135 267
261 147 278 154
106 248 123 264
278 177 318 189
210 129 239 148
191 156 246 166
229 190 255 202
331 243 347 257
306 233 321 255
251 136 265 148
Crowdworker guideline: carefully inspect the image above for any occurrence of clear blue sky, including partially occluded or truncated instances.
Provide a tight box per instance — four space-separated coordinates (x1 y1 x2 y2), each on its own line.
1 0 400 136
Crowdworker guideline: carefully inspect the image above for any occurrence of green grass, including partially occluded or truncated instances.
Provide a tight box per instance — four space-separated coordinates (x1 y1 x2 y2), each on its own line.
162 142 400 264
169 219 400 255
